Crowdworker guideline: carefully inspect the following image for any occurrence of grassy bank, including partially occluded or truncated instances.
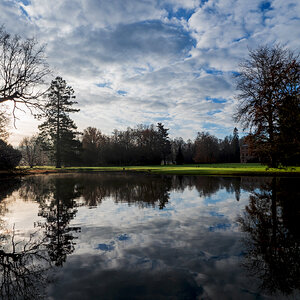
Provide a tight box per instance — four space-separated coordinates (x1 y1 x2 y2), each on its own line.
12 163 300 177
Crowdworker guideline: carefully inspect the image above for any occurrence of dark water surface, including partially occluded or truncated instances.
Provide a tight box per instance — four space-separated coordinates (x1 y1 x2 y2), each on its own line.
0 173 300 299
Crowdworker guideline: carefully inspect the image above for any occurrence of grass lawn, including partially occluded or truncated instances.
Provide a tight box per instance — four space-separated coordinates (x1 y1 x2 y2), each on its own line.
16 163 300 176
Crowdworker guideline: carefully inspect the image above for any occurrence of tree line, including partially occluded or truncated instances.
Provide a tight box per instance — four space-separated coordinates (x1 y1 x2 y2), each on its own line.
18 84 242 167
0 25 299 169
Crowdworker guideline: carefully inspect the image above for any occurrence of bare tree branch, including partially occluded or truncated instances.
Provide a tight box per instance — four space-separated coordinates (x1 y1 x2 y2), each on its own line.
0 25 51 118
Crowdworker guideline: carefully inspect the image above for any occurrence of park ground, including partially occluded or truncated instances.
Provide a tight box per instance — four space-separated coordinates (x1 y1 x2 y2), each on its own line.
3 163 299 177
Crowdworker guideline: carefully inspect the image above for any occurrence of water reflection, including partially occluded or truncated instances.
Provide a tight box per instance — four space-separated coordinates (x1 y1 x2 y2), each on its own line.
37 178 81 267
238 177 300 296
0 230 50 300
0 178 50 300
17 173 260 208
76 174 172 209
0 173 299 299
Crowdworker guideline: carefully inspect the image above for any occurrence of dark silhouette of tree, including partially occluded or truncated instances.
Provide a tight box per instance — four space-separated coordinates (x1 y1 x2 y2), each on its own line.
238 177 300 295
82 127 106 166
219 136 232 163
37 77 80 168
0 230 51 300
36 177 81 266
0 26 50 116
194 132 219 163
75 173 171 209
0 178 51 300
171 138 183 164
277 94 300 165
232 127 240 162
0 139 21 169
183 139 195 164
16 176 81 267
157 123 171 165
175 144 184 165
234 45 300 167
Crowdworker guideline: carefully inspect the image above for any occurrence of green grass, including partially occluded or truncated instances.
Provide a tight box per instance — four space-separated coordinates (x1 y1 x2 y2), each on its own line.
18 163 300 176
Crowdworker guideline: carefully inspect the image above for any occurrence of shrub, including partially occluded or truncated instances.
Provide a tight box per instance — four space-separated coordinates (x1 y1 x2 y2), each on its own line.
0 139 22 169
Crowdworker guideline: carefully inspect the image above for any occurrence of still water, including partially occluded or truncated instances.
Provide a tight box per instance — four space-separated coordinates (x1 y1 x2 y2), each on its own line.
0 173 299 300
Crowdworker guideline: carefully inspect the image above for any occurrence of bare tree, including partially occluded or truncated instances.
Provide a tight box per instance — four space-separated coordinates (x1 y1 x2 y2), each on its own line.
19 135 45 168
0 26 50 119
0 228 51 300
234 45 300 167
82 127 106 165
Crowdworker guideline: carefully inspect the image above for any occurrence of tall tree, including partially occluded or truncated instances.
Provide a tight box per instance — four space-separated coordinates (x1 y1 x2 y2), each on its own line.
234 45 300 167
37 77 80 168
0 26 50 114
157 123 171 165
232 127 240 163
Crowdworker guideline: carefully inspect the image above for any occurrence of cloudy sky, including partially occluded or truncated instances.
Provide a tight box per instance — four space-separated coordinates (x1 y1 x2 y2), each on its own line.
1 0 300 145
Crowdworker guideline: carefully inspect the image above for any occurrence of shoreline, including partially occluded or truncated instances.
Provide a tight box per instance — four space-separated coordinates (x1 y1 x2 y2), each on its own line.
1 164 300 178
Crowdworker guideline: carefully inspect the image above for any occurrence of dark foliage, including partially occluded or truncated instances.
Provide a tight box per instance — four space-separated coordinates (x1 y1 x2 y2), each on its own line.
0 139 21 169
37 77 81 168
175 144 184 165
235 45 300 167
37 123 243 166
238 178 300 295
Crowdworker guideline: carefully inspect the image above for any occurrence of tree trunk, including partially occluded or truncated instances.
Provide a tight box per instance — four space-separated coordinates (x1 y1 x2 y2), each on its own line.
56 92 61 168
268 111 277 168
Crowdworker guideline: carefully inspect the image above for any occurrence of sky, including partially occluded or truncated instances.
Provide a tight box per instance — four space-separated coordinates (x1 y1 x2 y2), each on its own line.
1 0 300 145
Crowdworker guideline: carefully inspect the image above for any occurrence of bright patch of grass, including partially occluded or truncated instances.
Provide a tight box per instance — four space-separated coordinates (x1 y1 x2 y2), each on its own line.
18 163 300 176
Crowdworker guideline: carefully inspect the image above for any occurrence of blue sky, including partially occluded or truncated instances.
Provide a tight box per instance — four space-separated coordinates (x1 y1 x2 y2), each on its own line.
1 0 300 144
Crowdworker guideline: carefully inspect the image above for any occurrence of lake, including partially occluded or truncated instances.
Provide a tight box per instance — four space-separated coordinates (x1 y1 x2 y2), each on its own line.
0 173 299 299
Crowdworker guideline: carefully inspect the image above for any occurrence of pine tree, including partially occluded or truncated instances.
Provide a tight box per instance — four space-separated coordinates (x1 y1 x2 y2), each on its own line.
37 77 80 168
157 123 171 165
232 127 240 163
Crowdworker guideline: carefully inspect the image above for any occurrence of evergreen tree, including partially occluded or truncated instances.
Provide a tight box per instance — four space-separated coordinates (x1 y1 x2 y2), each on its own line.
37 77 80 168
157 123 171 165
232 127 240 163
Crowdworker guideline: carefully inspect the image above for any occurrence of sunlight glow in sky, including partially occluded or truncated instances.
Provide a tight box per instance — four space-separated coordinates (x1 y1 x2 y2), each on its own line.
1 0 299 145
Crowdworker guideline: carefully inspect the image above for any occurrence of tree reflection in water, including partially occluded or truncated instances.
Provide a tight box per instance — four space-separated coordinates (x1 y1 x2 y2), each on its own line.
0 173 289 299
76 174 172 209
0 229 50 300
238 177 300 295
0 178 50 300
36 177 81 266
0 176 81 299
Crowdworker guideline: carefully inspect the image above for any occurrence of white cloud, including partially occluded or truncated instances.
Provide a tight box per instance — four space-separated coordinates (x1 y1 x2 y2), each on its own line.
1 0 299 145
